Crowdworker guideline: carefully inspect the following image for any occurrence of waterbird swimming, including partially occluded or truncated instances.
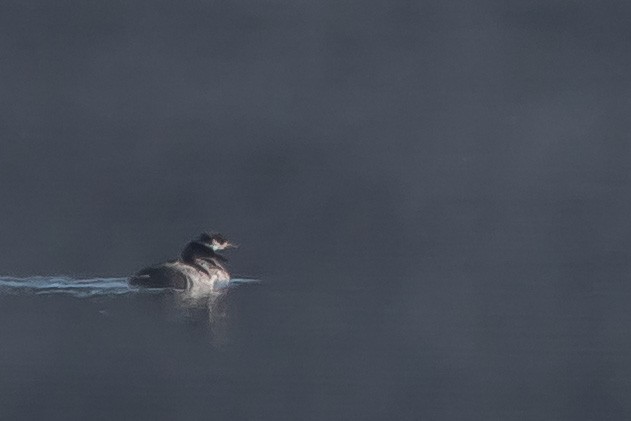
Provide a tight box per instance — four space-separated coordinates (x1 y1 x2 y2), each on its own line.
129 233 236 290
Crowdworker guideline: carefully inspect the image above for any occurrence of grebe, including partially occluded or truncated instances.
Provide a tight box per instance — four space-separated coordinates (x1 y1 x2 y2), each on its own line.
129 233 236 290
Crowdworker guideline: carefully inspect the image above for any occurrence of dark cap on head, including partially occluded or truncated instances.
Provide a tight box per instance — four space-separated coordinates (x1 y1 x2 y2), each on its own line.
198 232 228 244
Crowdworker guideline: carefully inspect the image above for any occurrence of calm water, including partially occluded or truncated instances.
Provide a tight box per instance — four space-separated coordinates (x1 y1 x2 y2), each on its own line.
0 272 629 420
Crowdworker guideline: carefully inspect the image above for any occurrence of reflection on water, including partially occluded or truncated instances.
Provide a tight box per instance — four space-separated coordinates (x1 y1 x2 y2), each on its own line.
0 276 261 345
170 286 233 346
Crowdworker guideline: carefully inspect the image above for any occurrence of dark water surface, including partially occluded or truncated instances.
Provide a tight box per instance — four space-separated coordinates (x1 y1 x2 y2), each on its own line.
2 0 631 419
0 272 629 420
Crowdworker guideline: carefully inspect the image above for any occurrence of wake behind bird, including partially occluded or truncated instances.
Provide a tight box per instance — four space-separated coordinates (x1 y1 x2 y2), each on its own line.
0 276 260 298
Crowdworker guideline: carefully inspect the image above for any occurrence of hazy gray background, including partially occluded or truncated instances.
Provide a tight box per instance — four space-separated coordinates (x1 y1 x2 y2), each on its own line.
1 1 631 419
1 0 629 282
